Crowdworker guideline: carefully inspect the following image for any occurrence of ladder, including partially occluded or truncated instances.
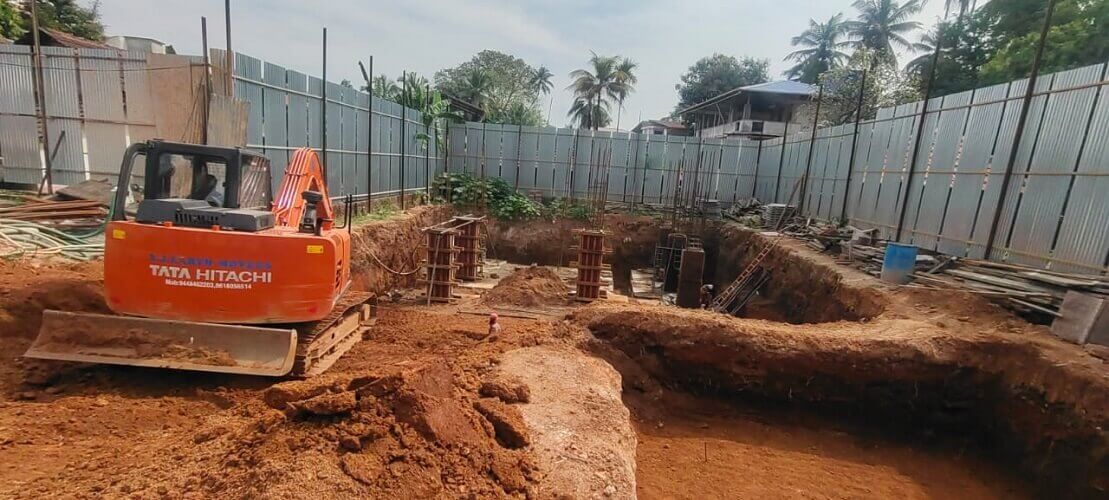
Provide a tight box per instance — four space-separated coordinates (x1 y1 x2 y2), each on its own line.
710 242 775 312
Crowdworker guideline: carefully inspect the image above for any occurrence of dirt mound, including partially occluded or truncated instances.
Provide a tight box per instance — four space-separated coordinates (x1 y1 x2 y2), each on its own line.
482 265 568 307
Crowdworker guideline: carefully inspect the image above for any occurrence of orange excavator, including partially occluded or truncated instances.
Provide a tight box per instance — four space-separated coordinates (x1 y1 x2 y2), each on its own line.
25 140 374 377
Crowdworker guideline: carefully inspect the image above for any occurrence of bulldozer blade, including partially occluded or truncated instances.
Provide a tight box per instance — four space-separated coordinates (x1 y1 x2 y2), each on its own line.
25 310 298 377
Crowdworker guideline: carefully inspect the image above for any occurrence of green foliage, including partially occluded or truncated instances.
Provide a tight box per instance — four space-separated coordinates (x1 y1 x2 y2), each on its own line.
675 54 769 112
29 0 104 41
819 49 921 124
846 0 925 68
785 13 852 83
568 52 636 130
434 50 545 126
538 198 593 221
978 0 1108 85
432 173 540 221
0 1 24 40
350 201 399 225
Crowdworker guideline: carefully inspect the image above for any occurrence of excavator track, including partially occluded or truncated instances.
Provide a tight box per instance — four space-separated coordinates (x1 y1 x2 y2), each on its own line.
291 291 377 377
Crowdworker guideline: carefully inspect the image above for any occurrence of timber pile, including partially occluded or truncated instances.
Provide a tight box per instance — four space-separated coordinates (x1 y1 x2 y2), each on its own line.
914 259 1109 319
0 194 107 230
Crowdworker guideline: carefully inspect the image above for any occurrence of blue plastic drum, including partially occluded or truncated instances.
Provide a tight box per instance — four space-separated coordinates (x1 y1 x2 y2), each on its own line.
881 243 918 284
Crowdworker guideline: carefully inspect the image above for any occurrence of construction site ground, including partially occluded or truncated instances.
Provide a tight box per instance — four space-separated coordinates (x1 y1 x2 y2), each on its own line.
0 208 1105 498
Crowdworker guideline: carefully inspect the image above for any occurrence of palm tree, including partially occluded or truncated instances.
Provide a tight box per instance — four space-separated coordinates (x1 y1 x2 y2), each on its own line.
567 52 631 130
568 96 610 129
457 69 493 109
846 0 925 68
532 66 553 96
784 13 851 83
371 75 400 101
905 26 939 77
532 65 555 125
613 58 638 130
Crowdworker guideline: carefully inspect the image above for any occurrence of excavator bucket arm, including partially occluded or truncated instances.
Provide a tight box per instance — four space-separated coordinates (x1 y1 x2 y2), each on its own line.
272 148 335 228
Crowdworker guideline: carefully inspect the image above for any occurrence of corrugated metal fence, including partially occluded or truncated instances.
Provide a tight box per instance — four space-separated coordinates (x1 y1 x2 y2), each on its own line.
216 50 444 199
448 62 1109 275
0 45 158 186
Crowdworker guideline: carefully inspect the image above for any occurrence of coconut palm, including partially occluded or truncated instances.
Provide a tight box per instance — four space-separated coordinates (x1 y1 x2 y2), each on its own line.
613 57 638 130
784 13 852 83
457 69 493 109
532 66 553 95
846 0 926 68
905 26 940 77
370 75 400 101
568 96 610 130
567 52 632 130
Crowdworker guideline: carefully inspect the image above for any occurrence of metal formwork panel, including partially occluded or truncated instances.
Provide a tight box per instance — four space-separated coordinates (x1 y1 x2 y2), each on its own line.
47 118 85 185
1053 64 1109 274
85 123 128 179
941 82 1011 257
482 123 505 182
921 91 973 251
550 128 572 198
370 97 387 193
352 91 370 197
120 53 154 124
285 70 309 148
41 47 79 119
571 129 596 200
323 81 343 192
718 139 742 204
639 134 663 204
517 126 540 192
447 124 467 174
608 132 631 199
463 122 483 176
78 49 124 122
307 76 323 155
1004 64 1105 269
987 75 1054 263
499 125 521 188
902 95 951 250
755 138 781 203
262 62 289 191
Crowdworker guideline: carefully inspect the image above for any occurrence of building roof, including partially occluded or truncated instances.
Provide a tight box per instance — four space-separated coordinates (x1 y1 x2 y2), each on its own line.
677 80 817 116
632 119 688 132
16 28 112 49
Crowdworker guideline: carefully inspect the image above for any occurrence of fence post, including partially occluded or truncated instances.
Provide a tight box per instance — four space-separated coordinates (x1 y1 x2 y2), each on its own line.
983 0 1057 260
774 117 791 202
840 69 868 222
29 0 53 194
320 28 328 180
399 70 408 210
751 140 762 199
358 57 373 211
798 84 824 215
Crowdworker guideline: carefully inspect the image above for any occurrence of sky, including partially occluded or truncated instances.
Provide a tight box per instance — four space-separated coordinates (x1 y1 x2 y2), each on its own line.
97 0 951 128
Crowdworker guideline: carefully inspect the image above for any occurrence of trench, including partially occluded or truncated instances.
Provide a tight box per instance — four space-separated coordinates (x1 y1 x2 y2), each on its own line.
485 217 1107 497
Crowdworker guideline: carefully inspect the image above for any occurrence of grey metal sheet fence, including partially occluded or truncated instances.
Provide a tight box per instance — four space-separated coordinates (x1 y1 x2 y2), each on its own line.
0 45 157 187
216 50 444 200
447 62 1109 274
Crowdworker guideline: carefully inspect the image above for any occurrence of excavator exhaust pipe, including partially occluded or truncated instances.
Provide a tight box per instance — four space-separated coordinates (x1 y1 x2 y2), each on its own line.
25 310 298 377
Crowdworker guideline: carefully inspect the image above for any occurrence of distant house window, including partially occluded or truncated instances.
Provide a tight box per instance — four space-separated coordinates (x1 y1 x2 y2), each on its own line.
653 130 662 135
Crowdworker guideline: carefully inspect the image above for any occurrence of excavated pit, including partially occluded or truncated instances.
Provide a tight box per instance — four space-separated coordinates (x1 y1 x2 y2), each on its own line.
566 224 1106 498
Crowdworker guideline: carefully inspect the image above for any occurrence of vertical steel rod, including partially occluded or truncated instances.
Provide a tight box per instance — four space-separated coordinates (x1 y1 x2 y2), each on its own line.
983 0 1057 260
840 69 868 222
359 57 373 212
400 70 408 210
224 0 233 96
798 84 825 215
201 17 211 145
774 116 791 202
321 28 328 180
29 1 53 194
